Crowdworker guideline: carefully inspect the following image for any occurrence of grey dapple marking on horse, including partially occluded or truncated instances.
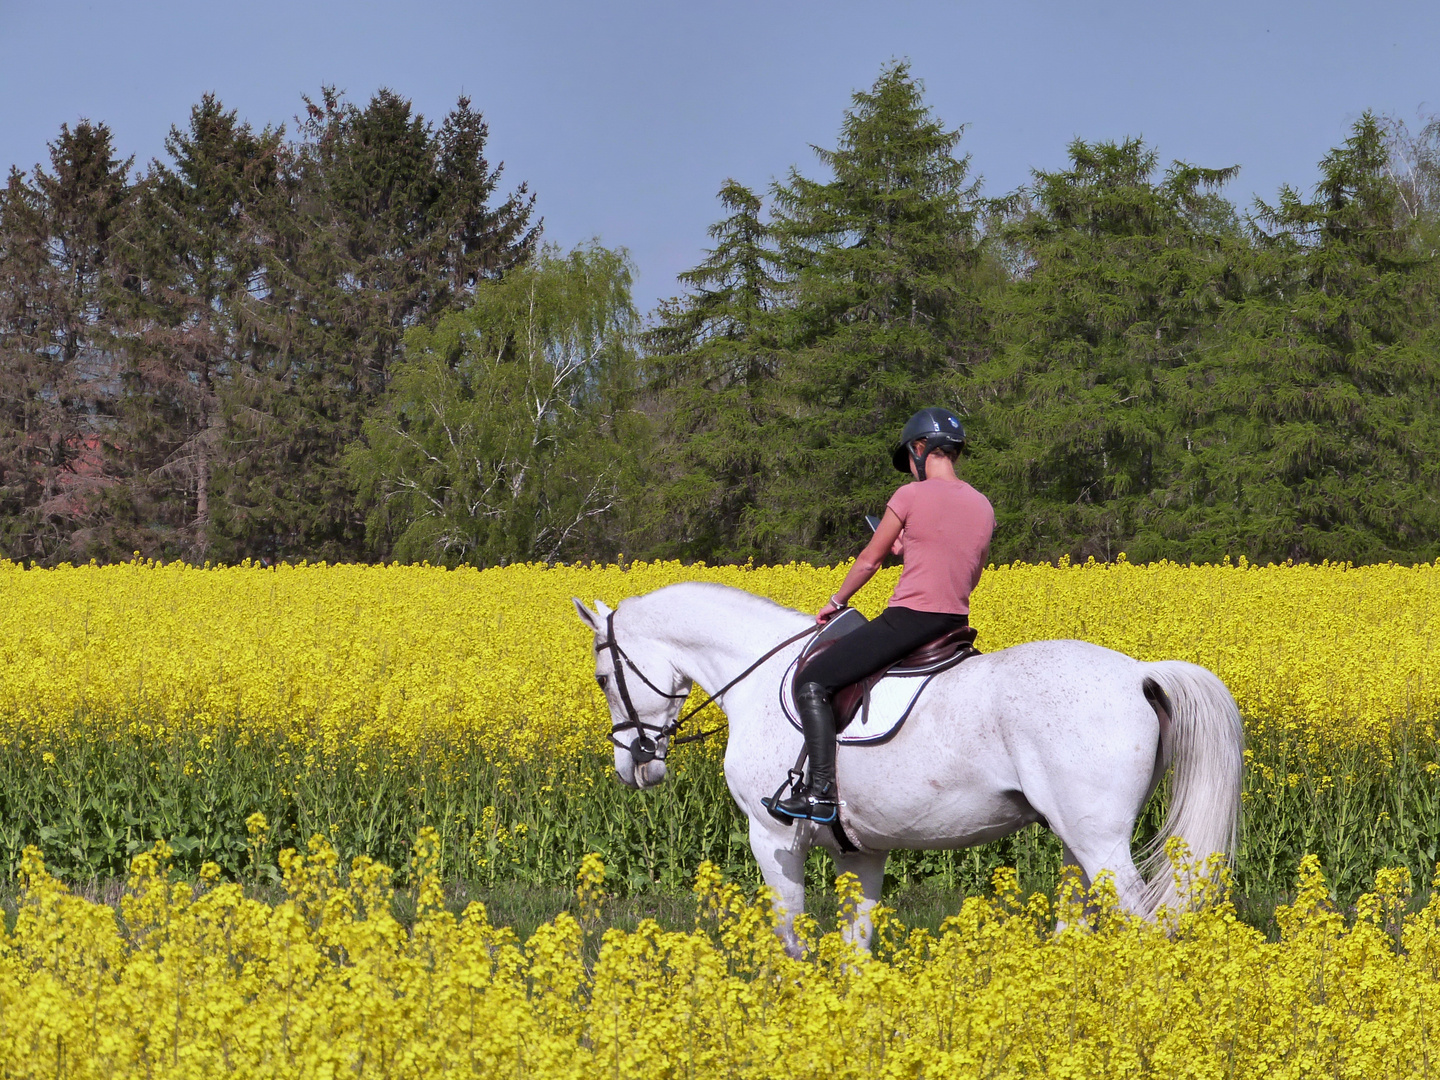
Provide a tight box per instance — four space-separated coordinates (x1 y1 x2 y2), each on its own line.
574 581 1244 956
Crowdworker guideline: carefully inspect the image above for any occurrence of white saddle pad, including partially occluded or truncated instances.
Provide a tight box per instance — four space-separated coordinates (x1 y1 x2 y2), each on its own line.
778 653 940 746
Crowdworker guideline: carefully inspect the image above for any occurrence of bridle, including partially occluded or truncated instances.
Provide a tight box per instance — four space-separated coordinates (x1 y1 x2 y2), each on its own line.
598 611 818 765
598 610 818 767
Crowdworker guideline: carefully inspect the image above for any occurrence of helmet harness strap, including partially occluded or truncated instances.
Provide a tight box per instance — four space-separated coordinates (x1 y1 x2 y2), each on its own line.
908 438 932 482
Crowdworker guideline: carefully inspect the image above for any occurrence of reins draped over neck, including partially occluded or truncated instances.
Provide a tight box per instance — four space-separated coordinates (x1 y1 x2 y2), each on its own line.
599 609 817 765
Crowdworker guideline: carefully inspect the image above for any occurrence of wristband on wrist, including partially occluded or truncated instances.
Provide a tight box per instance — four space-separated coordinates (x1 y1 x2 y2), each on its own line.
829 594 848 609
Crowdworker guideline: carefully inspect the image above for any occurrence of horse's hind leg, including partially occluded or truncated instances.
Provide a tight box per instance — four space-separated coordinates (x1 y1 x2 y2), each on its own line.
1035 706 1159 920
1060 841 1089 892
1055 825 1148 917
1054 841 1122 931
833 849 889 953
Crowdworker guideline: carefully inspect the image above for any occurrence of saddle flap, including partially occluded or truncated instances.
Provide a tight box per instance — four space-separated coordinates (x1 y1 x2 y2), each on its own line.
833 681 868 729
791 607 867 702
797 607 867 673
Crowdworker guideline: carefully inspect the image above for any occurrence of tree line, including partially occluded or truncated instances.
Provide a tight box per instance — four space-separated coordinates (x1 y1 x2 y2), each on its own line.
6 65 1440 568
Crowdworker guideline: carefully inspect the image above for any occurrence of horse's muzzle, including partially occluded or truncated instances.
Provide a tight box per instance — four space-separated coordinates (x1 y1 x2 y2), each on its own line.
634 759 668 789
613 748 668 789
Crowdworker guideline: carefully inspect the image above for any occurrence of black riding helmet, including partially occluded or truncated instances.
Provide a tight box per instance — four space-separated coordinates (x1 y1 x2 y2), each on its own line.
892 407 967 480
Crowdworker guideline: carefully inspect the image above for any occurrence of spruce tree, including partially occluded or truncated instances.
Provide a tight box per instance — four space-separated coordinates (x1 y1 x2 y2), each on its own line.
1210 113 1440 562
642 180 784 559
760 62 983 560
970 139 1243 563
111 95 282 561
434 97 539 298
217 89 539 563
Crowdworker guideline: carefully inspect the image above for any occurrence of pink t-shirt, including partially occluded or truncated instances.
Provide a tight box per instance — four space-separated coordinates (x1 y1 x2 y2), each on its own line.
885 479 995 615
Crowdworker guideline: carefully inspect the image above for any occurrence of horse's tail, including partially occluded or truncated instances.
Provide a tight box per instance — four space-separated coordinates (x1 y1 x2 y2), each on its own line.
1135 660 1244 919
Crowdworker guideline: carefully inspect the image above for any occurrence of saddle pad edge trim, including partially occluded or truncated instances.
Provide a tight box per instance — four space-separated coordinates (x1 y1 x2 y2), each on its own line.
836 672 937 746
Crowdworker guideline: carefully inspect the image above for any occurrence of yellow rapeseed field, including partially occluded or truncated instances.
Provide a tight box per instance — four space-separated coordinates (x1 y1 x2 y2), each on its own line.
2 560 1437 1073
0 556 1435 761
1 833 1435 1079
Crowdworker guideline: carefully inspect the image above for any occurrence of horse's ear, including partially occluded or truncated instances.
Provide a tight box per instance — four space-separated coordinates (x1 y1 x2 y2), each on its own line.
594 598 613 617
572 597 605 634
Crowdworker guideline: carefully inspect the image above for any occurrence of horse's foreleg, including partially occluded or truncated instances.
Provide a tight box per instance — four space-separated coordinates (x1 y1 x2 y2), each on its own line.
833 849 889 953
748 817 808 959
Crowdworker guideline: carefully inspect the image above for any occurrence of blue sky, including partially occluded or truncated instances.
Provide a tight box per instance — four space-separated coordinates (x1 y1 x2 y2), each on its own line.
3 1 1437 311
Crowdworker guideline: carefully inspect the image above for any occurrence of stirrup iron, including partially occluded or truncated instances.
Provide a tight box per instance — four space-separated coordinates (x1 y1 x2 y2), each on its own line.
762 767 807 825
762 775 839 825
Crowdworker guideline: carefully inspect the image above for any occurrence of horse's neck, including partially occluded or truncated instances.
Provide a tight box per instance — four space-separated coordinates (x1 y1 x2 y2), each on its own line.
630 584 804 693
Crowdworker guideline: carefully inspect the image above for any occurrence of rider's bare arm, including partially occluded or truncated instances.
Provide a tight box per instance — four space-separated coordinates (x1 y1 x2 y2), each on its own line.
816 509 903 622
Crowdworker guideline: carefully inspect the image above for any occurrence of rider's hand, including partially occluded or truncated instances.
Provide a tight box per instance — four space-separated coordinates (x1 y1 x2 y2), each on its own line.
890 535 905 558
816 598 842 625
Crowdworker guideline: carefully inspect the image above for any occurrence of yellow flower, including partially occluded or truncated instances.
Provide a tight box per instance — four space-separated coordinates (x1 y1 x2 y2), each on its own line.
1 556 1434 765
0 840 1435 1076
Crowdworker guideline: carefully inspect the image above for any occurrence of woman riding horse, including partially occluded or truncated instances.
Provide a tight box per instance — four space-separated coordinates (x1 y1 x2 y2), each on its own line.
765 406 996 824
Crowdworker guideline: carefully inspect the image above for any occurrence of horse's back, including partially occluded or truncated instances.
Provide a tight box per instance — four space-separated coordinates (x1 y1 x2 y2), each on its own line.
941 637 1151 721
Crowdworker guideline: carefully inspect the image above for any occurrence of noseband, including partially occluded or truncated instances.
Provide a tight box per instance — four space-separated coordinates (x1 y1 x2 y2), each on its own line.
598 611 817 768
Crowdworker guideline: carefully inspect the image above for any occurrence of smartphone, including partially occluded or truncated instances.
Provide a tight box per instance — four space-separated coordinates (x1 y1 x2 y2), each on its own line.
865 514 881 532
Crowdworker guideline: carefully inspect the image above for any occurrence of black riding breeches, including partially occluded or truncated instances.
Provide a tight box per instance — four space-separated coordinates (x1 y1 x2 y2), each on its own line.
796 606 969 695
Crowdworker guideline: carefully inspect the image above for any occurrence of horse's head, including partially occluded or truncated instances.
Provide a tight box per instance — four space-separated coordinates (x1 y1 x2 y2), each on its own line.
573 597 689 790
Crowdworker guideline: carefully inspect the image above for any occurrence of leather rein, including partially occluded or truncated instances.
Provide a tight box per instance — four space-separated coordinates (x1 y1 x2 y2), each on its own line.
599 610 818 765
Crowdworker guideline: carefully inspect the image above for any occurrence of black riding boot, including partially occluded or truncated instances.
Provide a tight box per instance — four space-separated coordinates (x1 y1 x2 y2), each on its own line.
770 682 838 822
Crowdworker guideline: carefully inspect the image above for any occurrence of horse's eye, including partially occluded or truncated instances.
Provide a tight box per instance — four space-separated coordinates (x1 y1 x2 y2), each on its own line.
596 674 610 691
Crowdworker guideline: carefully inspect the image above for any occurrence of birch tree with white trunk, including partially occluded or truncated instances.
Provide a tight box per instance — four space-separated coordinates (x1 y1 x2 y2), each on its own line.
346 242 639 565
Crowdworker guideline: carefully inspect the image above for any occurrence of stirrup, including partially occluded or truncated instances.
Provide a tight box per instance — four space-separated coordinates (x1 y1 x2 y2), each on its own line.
762 768 806 825
763 796 838 825
763 774 839 825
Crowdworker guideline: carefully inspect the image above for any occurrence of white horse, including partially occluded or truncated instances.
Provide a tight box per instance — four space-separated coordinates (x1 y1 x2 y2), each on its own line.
573 581 1243 954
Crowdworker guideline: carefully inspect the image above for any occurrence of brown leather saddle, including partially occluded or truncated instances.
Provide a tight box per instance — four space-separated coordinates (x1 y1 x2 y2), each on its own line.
793 611 980 731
